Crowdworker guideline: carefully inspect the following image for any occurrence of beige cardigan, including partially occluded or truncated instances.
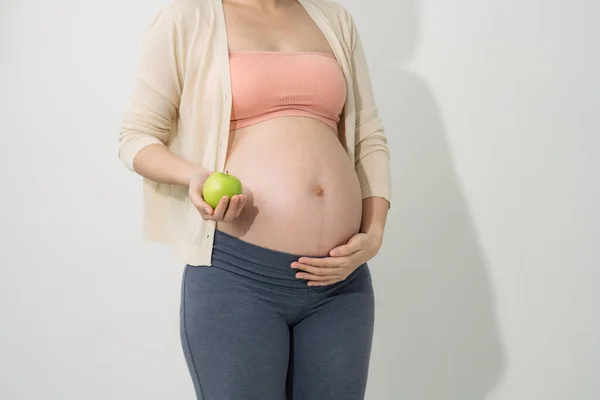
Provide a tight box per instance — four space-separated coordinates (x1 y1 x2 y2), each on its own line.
119 0 391 266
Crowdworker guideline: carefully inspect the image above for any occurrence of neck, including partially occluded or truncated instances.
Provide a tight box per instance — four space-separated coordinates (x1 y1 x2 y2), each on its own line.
224 0 289 10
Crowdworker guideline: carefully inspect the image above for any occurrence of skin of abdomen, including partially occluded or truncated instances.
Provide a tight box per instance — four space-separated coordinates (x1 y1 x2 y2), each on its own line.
216 117 363 256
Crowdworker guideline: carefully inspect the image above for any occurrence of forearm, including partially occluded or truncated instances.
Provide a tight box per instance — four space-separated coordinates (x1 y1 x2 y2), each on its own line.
132 144 208 187
360 196 390 246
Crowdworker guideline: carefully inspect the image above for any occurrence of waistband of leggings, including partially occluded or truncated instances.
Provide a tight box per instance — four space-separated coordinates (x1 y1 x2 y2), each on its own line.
210 229 328 289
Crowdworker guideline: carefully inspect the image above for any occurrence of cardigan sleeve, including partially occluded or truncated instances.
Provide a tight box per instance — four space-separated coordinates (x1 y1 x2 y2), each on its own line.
347 15 392 206
118 7 185 172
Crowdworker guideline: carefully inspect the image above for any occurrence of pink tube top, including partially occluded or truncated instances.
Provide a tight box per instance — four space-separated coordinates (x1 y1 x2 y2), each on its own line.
228 51 347 132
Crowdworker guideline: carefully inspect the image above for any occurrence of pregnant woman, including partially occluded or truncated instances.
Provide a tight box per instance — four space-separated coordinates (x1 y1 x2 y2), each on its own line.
118 0 391 398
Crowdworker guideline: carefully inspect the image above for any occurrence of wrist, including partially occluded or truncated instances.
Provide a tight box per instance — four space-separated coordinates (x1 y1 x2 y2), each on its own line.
367 232 383 252
184 167 209 188
360 224 384 243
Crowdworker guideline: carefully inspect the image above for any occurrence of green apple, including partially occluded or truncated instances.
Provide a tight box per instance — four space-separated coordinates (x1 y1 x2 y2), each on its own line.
202 171 243 209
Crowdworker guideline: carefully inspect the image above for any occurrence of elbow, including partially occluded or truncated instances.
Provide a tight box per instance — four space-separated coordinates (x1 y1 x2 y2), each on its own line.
118 130 166 172
355 141 392 206
355 130 389 163
117 86 176 171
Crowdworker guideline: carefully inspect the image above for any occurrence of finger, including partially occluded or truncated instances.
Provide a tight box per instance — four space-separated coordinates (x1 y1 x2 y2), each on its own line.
294 271 330 282
233 194 247 214
308 279 340 287
329 235 365 257
213 196 230 220
330 242 362 257
234 196 247 218
223 195 241 221
291 262 340 277
297 256 347 268
189 189 214 218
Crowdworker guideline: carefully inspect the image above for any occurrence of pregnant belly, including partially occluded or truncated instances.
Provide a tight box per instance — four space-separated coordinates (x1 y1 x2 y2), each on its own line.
216 117 363 256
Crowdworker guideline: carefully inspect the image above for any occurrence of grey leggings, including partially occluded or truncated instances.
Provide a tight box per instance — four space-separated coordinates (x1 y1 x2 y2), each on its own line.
180 229 375 400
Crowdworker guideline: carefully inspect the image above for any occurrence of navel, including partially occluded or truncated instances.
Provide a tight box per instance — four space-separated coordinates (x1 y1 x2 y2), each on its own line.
312 186 325 197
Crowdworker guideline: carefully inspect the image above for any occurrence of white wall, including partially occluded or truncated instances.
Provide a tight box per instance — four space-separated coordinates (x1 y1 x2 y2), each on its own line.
1 0 598 399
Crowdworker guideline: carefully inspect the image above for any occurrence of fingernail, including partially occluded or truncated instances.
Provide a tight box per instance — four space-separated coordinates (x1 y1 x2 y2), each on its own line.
205 208 211 213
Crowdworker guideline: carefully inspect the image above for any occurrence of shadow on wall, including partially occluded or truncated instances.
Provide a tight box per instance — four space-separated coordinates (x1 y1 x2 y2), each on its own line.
357 0 507 398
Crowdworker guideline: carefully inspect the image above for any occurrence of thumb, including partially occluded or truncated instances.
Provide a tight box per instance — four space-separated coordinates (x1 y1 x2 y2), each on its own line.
189 185 213 216
329 234 362 257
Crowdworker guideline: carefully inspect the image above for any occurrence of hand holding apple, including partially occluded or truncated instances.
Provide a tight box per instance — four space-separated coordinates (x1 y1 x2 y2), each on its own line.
202 171 243 208
188 170 246 222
